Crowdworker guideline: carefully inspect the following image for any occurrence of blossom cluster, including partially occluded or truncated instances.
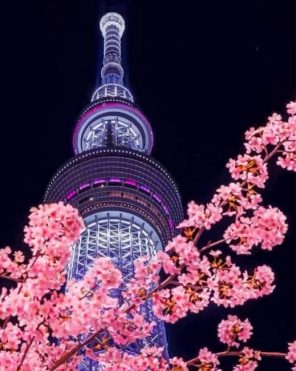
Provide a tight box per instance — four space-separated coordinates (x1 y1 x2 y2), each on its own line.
233 347 261 371
0 203 131 369
286 340 296 370
212 182 263 217
226 154 268 188
0 202 163 370
217 315 253 348
244 101 296 172
179 101 295 253
0 203 87 369
178 201 223 230
224 206 287 254
195 348 221 371
134 234 275 323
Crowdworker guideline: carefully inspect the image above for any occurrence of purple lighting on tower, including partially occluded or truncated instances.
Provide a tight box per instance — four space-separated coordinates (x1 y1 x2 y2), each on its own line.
139 185 151 193
94 178 105 185
79 183 90 190
124 179 137 187
109 177 121 183
66 190 77 200
153 194 162 203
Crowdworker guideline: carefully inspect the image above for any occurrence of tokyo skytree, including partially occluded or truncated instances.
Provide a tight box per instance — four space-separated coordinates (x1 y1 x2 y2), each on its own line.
45 12 183 369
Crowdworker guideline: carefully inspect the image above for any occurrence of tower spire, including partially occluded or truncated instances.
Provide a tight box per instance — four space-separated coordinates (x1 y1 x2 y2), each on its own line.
91 12 133 102
100 12 125 85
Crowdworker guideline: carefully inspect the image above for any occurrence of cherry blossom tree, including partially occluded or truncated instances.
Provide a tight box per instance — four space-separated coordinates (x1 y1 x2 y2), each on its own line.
0 101 295 370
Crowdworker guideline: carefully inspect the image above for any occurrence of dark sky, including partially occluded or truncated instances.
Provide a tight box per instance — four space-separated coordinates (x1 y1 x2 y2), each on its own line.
0 0 295 369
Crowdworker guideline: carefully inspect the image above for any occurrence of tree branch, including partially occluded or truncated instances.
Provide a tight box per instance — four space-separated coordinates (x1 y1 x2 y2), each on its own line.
199 238 227 253
186 349 287 366
50 330 101 370
17 336 35 370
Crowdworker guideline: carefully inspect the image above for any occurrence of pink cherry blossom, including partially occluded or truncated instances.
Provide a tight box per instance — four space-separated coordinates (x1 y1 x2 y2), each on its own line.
179 201 223 230
105 310 155 345
209 250 222 257
24 202 84 254
226 154 268 188
244 127 264 154
197 347 221 371
164 235 202 271
156 250 181 275
152 286 189 323
277 134 296 171
248 265 275 298
224 206 287 254
134 255 161 285
287 101 296 115
208 256 275 307
0 322 23 351
212 182 263 217
14 251 25 263
209 261 249 307
286 340 296 365
217 315 253 348
233 347 261 371
170 357 189 370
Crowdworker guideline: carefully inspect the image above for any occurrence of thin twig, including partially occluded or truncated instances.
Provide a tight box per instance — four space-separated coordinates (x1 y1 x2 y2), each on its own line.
50 331 100 370
17 336 35 370
263 142 283 162
193 227 205 245
199 238 227 253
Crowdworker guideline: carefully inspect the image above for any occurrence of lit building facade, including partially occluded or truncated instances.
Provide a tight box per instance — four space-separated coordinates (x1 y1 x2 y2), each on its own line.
44 12 183 369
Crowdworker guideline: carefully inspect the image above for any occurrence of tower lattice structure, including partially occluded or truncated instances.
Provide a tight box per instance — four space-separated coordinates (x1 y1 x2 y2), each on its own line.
45 12 183 369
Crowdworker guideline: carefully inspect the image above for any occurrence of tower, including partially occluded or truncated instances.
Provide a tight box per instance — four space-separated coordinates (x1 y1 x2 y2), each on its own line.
44 12 183 369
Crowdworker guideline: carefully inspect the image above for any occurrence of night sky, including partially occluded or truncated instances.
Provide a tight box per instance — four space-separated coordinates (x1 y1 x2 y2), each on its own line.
0 1 295 370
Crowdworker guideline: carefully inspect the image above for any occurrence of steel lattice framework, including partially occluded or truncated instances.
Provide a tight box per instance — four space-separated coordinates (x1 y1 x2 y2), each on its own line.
68 212 159 282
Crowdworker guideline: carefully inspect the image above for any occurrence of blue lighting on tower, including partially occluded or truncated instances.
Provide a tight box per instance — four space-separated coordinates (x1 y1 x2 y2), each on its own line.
45 12 183 370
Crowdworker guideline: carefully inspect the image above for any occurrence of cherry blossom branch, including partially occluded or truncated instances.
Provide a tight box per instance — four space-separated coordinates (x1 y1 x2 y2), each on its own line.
17 320 46 370
51 273 178 368
190 140 285 254
50 330 101 370
199 239 227 253
193 226 205 245
263 141 283 162
150 273 177 294
17 336 35 371
186 349 287 366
